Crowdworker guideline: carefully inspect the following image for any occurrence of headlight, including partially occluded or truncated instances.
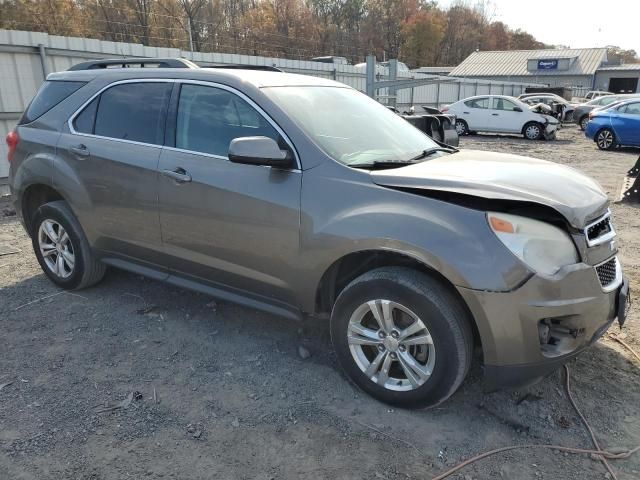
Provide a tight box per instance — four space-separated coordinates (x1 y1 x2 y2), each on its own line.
487 212 579 276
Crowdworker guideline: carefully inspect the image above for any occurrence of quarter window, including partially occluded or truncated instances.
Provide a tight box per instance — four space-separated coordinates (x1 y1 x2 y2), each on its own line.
175 84 280 157
73 97 98 134
88 82 172 145
464 98 489 109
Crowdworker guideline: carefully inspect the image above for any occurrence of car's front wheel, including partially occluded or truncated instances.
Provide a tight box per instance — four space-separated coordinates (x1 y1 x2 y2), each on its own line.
31 200 106 290
523 122 543 140
595 128 616 150
330 267 473 408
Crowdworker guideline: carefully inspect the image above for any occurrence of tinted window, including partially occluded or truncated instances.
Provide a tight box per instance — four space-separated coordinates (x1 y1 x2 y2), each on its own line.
176 84 280 157
464 98 489 109
621 102 640 115
492 98 520 111
94 82 172 145
73 97 98 134
20 80 86 124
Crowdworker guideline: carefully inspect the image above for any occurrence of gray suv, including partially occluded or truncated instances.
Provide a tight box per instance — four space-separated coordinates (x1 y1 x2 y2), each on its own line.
7 63 629 408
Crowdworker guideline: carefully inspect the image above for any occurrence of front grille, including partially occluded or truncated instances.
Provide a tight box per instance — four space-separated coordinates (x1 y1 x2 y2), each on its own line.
596 257 617 288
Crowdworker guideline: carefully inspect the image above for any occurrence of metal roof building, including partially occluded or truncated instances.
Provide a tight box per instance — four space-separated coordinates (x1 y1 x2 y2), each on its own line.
449 48 609 94
594 64 640 94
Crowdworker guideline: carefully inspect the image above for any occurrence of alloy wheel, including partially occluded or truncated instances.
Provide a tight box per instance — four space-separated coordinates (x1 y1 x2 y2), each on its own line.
597 130 614 149
455 121 467 135
580 117 589 130
38 219 75 278
347 299 436 392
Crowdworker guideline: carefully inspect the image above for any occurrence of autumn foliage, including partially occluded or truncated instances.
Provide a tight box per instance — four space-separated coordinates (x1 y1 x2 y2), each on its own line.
0 0 586 67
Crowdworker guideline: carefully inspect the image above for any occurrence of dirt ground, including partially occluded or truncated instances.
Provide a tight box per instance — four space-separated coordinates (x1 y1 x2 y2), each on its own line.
1 127 639 480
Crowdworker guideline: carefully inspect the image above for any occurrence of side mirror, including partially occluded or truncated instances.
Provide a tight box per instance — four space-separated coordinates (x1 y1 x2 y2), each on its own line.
228 136 292 168
513 106 523 112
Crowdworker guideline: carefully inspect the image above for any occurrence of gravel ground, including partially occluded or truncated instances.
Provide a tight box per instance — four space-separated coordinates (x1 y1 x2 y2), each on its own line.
1 127 639 480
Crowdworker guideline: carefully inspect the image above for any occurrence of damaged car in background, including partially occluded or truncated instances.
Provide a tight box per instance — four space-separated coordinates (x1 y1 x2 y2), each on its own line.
519 94 576 123
443 95 560 140
8 62 629 408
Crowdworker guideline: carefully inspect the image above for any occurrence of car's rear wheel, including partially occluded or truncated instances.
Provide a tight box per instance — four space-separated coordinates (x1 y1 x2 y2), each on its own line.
454 119 469 136
31 200 106 290
330 267 473 408
579 116 589 131
523 122 543 140
595 128 616 150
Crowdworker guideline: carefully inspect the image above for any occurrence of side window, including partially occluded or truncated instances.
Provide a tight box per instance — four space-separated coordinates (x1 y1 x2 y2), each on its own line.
73 97 98 134
492 98 519 111
175 84 280 157
464 98 489 109
623 103 640 115
93 82 172 145
20 80 86 124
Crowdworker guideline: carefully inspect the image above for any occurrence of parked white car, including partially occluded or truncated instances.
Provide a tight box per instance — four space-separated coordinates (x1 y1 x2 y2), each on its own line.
443 95 560 140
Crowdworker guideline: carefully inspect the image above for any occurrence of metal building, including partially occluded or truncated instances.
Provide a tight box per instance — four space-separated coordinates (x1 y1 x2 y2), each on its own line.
594 64 640 93
449 48 609 96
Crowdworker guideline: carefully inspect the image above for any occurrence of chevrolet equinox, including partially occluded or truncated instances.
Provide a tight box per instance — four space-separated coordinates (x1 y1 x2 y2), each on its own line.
7 63 629 408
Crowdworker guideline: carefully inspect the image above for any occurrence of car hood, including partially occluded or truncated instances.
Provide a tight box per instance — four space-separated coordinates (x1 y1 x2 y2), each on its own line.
370 150 608 229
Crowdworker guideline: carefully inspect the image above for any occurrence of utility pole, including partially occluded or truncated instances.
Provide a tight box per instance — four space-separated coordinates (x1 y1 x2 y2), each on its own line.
187 17 194 52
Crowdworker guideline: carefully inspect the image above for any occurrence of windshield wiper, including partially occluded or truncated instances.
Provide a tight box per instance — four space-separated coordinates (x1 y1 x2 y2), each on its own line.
408 146 458 161
350 160 419 170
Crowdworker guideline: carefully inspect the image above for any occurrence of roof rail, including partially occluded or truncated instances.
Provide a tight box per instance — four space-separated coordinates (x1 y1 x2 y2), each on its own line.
67 58 199 71
67 58 283 73
201 65 283 72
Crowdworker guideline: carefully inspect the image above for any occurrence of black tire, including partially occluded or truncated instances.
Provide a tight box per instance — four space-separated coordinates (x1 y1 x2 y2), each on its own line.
31 200 106 290
330 267 473 409
454 119 469 136
595 128 617 150
523 122 543 140
579 116 589 131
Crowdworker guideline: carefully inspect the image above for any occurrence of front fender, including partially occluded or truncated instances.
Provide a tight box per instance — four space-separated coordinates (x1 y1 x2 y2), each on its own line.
297 163 530 311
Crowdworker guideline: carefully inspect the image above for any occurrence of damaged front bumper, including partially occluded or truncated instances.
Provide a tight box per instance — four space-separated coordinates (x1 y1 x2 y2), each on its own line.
457 259 629 390
543 120 560 140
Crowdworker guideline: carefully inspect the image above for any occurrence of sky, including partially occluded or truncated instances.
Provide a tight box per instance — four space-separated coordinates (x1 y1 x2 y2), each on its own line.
439 0 639 53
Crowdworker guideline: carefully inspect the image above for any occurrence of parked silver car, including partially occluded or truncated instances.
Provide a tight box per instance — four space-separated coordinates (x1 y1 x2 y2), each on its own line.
7 62 629 408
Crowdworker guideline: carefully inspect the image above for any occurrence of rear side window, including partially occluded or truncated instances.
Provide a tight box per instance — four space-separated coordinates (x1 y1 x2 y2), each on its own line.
91 82 172 145
620 102 640 115
464 98 489 109
20 80 86 124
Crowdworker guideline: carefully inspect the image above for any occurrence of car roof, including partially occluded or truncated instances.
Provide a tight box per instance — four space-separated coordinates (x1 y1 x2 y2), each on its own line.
459 95 519 101
47 67 349 89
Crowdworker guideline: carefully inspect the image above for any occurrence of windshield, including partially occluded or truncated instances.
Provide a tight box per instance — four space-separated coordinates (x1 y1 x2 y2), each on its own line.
262 86 439 165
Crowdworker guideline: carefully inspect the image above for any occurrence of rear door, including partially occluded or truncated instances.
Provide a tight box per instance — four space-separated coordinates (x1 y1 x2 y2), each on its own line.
489 97 524 133
459 97 491 130
56 80 172 271
611 101 640 145
156 82 302 307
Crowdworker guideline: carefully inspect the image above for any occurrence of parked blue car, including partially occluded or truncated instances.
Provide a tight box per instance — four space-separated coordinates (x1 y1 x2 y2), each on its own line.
585 99 640 150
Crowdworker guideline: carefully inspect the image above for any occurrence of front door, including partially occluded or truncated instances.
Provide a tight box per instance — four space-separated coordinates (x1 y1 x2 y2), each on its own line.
56 81 172 269
489 97 523 133
157 82 302 306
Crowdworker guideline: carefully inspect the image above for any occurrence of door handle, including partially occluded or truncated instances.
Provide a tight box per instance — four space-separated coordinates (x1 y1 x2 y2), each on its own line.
492 113 499 116
162 167 192 183
463 111 470 114
70 144 90 157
